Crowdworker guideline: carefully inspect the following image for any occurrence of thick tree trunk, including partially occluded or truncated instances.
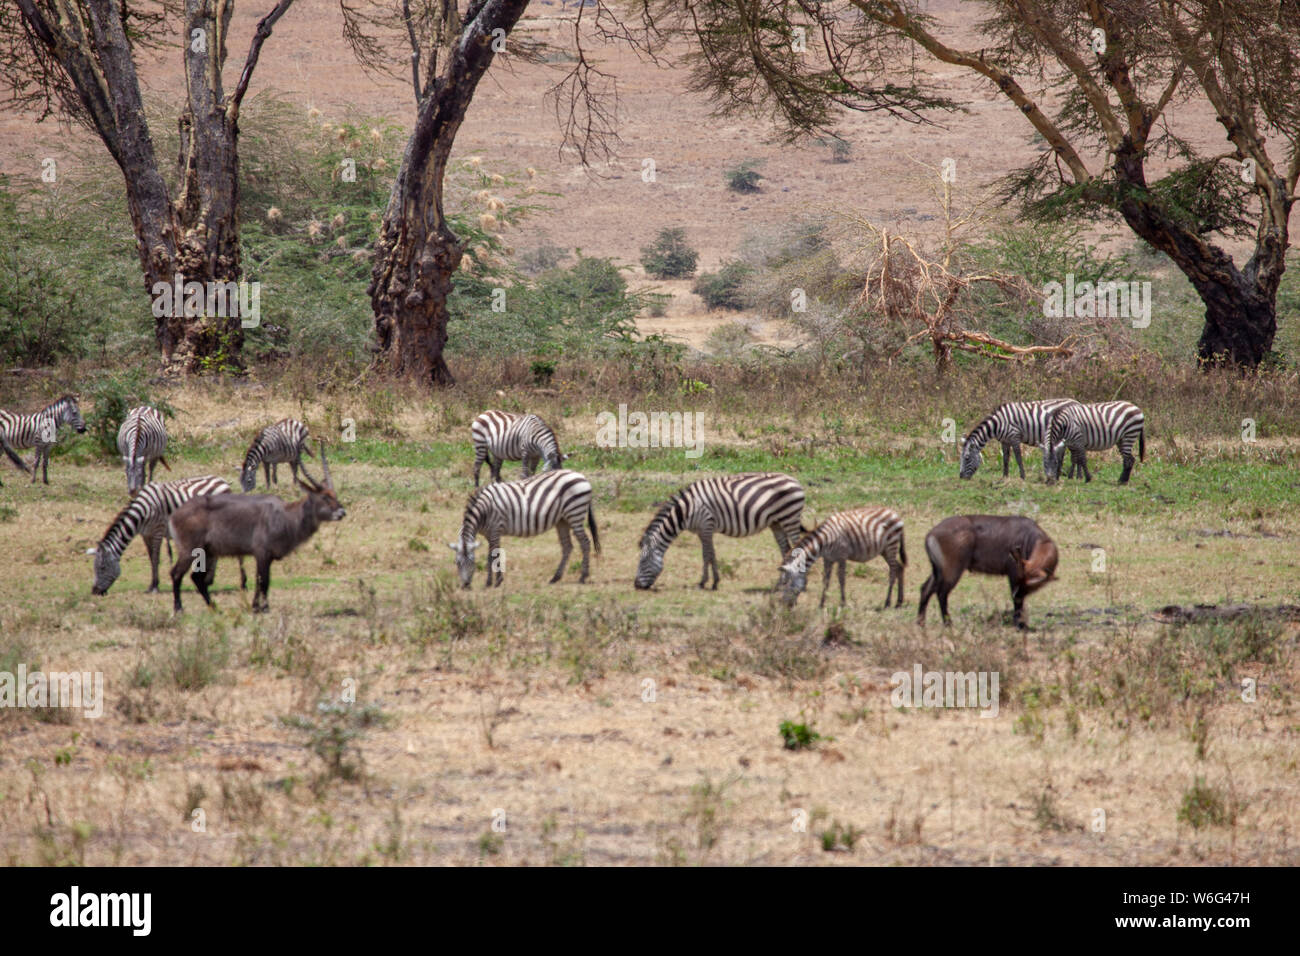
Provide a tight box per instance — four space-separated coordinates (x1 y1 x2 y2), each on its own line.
1195 278 1276 367
370 0 530 388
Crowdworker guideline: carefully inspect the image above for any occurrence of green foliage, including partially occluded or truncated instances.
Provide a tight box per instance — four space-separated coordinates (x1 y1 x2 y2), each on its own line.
778 719 823 750
640 227 700 279
1177 777 1236 830
693 260 754 310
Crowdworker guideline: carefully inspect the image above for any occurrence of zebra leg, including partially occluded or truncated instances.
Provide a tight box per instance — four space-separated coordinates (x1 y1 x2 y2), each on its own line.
771 525 793 558
572 523 592 583
30 445 43 483
273 463 279 485
1078 450 1092 482
472 449 485 487
263 462 271 488
819 559 832 609
1001 443 1011 477
551 523 573 583
698 531 718 590
488 532 504 587
489 457 503 483
837 560 847 606
886 551 905 607
1118 446 1135 484
1012 444 1026 480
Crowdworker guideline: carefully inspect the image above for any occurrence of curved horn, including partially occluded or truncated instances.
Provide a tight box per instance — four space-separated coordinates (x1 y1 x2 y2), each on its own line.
318 438 333 491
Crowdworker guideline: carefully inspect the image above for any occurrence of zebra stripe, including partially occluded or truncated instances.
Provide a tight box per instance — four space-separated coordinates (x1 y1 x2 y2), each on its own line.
0 395 86 484
779 506 907 608
452 468 599 587
1044 401 1146 484
241 419 314 491
635 472 806 590
470 410 565 486
91 476 245 594
960 399 1080 479
117 406 169 493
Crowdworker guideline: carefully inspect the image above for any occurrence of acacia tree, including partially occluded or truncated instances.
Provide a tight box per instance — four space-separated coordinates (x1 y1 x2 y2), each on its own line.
2 0 299 371
654 0 1300 368
354 0 630 386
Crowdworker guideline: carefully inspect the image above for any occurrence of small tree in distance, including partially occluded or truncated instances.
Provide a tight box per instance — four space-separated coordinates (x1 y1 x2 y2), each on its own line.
641 227 700 278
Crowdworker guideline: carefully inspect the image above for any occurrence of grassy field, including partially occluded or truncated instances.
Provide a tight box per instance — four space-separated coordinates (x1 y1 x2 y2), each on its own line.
0 376 1297 866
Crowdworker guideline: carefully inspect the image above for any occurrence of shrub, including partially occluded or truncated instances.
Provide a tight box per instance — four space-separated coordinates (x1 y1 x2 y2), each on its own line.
779 719 823 750
693 261 754 310
725 160 764 193
640 227 699 279
83 369 176 460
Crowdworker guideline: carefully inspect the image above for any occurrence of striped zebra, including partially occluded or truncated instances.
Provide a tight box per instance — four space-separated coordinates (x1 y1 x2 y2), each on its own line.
778 506 906 608
0 395 86 484
635 472 806 591
90 476 246 595
1043 401 1146 484
241 419 314 491
117 406 169 493
450 468 600 588
960 399 1082 480
470 410 567 486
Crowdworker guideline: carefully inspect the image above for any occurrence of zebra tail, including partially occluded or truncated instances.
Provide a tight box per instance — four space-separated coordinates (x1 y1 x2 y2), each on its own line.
588 505 601 555
899 532 907 567
1139 427 1145 462
1 438 30 474
160 457 172 471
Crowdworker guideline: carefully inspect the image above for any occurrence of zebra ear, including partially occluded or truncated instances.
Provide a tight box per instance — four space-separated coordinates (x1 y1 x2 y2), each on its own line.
85 547 97 555
448 542 459 552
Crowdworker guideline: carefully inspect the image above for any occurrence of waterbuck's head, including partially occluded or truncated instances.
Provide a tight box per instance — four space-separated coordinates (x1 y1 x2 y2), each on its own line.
89 546 120 595
1011 540 1059 594
958 435 982 479
777 546 812 606
295 440 346 523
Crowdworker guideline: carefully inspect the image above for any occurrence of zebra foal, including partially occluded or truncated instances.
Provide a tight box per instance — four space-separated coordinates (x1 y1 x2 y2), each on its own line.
241 419 314 491
778 507 906 608
635 473 806 591
450 469 600 588
118 406 169 493
0 395 86 484
470 410 567 486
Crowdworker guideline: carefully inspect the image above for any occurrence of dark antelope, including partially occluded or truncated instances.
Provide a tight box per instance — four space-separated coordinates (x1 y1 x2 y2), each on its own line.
168 442 345 613
917 515 1058 630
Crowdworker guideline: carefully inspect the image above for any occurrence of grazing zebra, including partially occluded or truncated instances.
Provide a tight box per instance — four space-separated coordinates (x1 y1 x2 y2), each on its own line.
1043 401 1146 484
470 410 567 486
778 506 907 608
117 406 169 493
241 419 314 491
960 399 1082 480
635 472 806 591
0 395 87 484
90 476 247 595
450 468 599 588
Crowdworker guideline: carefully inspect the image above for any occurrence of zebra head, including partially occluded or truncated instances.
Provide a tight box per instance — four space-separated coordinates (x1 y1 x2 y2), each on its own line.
448 538 478 588
1042 442 1066 483
54 396 86 434
239 453 259 492
777 546 811 606
958 435 983 479
545 451 570 471
634 541 664 590
89 546 121 595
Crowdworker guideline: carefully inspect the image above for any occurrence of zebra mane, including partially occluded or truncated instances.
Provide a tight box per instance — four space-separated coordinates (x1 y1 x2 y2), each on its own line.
640 494 686 548
98 492 153 556
964 408 1003 448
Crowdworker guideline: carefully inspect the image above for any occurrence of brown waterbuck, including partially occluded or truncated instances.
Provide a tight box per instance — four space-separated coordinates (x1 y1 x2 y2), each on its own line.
167 442 344 613
917 515 1058 630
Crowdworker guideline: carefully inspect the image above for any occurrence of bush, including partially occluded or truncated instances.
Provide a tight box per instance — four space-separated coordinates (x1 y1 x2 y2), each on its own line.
693 261 754 311
83 369 176 459
640 227 699 279
725 160 764 194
